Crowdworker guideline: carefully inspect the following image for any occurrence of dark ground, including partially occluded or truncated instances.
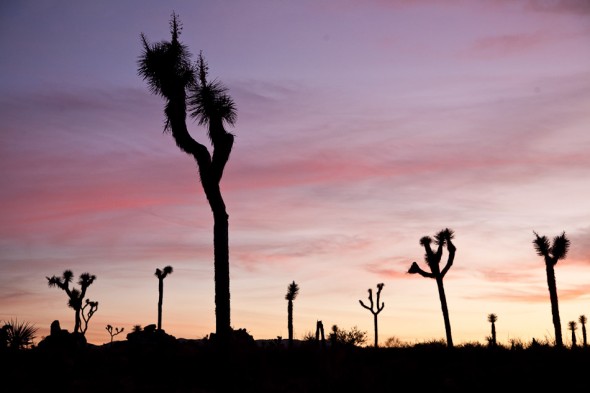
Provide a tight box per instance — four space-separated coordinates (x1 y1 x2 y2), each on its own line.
2 341 589 392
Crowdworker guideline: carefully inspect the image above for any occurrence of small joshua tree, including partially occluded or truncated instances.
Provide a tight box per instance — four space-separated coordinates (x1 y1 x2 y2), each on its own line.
488 313 498 348
46 270 96 335
155 266 174 331
533 231 570 347
579 315 587 347
105 325 125 344
408 228 456 348
359 283 385 348
80 299 98 335
315 320 326 348
285 281 300 348
569 321 578 348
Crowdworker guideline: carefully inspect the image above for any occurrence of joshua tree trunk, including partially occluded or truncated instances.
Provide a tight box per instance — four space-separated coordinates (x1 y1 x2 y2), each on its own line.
157 277 164 330
74 307 81 334
436 276 453 348
315 320 326 348
581 318 587 347
571 327 577 347
491 321 496 346
373 313 379 348
287 299 294 347
545 264 563 347
213 209 231 342
168 92 233 345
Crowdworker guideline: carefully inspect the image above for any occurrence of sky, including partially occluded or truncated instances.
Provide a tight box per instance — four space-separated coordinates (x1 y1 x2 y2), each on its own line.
1 0 589 347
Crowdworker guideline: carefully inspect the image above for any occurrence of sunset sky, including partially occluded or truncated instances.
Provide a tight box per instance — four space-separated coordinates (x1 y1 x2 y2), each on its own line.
1 0 589 346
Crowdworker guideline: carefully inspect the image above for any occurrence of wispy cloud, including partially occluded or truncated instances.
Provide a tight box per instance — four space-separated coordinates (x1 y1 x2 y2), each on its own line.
467 31 549 58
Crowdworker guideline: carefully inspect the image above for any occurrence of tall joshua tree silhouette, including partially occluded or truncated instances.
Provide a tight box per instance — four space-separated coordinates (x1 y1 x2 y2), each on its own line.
359 283 385 348
138 14 237 345
46 270 96 335
568 321 578 348
533 231 570 347
285 281 300 348
579 315 587 347
487 313 498 347
408 228 456 348
155 266 173 331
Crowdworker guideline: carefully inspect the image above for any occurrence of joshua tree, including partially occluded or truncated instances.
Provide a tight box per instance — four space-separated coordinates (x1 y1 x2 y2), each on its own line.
579 315 587 347
105 325 125 344
46 270 96 335
80 299 98 335
285 281 300 348
138 14 237 345
488 313 498 347
570 320 579 348
315 320 326 348
408 228 456 348
359 283 385 348
155 266 174 331
533 231 570 347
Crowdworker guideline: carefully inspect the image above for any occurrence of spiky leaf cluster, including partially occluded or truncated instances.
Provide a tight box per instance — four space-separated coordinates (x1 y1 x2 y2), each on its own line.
155 265 174 279
3 319 38 350
138 13 236 133
435 228 454 246
138 14 195 100
533 231 570 262
285 281 300 301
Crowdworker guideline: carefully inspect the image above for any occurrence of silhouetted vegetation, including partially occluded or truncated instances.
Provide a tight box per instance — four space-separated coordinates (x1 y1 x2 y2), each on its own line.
80 299 98 335
383 336 406 348
1 319 38 350
533 231 570 347
46 270 97 335
4 336 589 392
569 321 578 348
487 313 498 348
408 228 456 348
138 13 237 346
359 283 385 347
316 320 326 348
328 325 367 348
285 281 299 348
579 315 587 347
154 265 173 331
37 319 87 351
105 325 125 344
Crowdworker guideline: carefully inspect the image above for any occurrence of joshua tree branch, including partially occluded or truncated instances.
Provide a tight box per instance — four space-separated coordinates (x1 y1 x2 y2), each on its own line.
359 300 373 312
440 240 456 278
408 262 435 278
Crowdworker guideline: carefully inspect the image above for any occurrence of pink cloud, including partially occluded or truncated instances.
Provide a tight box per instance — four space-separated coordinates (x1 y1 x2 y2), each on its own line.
478 267 540 283
522 0 590 14
467 31 549 58
491 284 590 303
567 228 590 265
365 256 414 279
363 0 590 15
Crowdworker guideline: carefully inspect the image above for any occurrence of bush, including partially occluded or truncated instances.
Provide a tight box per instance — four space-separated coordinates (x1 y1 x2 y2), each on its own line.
328 325 367 347
2 319 38 350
